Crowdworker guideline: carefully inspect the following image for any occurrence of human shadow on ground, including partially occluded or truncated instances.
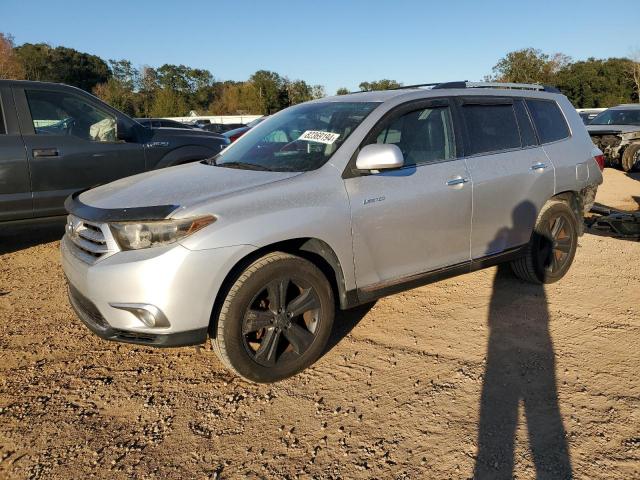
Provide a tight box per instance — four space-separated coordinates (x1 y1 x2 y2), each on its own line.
474 201 573 479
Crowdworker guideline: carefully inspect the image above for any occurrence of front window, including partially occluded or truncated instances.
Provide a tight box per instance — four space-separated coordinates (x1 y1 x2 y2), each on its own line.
25 89 117 142
210 102 379 172
590 109 640 126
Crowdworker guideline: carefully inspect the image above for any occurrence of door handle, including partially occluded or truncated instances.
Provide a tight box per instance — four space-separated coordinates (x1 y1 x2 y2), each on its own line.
33 148 59 158
446 176 470 187
531 162 547 171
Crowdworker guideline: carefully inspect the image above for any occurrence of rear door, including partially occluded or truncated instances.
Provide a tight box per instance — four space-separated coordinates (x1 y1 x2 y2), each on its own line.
14 86 146 218
345 98 473 289
0 85 32 221
458 96 555 258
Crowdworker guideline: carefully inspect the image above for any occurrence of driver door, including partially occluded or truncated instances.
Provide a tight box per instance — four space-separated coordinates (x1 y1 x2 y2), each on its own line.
14 86 146 218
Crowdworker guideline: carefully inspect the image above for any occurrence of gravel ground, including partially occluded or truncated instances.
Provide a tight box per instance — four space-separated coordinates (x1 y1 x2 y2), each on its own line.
0 168 638 479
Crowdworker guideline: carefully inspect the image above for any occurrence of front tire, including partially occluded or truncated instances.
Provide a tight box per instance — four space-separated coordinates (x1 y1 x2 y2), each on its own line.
211 252 334 383
510 200 579 284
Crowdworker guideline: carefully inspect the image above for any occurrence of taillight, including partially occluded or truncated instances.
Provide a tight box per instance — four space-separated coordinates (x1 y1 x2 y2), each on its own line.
229 133 242 143
594 154 605 171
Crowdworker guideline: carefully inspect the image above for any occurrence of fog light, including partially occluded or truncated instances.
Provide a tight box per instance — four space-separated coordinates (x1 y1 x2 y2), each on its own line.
109 303 170 328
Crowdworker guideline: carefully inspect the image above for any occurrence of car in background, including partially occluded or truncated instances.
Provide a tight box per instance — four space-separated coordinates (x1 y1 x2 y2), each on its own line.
135 118 199 130
202 123 246 134
0 80 229 223
223 116 266 143
587 104 640 171
576 108 606 125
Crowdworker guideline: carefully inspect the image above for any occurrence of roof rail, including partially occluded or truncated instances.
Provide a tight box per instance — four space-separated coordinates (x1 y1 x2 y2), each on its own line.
433 81 561 93
350 81 561 94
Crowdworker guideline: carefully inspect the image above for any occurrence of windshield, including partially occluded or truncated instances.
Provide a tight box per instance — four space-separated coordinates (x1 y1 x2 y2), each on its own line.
590 109 640 126
209 102 379 172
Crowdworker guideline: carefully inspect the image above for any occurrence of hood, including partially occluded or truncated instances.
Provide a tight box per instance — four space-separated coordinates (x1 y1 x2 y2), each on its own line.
587 124 640 135
78 162 301 211
148 127 225 141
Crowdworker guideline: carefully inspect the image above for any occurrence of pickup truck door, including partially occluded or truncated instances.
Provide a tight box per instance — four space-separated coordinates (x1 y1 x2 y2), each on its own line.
14 86 146 218
0 85 32 221
345 98 472 290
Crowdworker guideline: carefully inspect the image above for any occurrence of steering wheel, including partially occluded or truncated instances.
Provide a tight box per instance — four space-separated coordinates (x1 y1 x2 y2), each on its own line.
60 117 76 135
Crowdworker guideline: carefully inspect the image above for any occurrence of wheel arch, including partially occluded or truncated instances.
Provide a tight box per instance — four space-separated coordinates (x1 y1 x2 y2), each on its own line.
208 237 354 339
551 190 583 234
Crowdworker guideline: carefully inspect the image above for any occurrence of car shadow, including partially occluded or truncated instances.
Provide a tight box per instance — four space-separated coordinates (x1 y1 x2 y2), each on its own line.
474 201 573 479
0 219 65 255
322 302 375 356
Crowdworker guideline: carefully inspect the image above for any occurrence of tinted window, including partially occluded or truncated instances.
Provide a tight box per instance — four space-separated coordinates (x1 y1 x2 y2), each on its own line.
526 99 570 143
372 106 456 166
514 99 538 147
463 103 520 155
25 89 116 142
0 103 5 134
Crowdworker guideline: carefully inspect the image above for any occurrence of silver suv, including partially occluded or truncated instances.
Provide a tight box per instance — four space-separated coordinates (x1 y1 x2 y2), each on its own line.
61 82 603 383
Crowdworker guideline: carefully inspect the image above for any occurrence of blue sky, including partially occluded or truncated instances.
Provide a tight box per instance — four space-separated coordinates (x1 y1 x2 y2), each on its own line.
1 0 636 95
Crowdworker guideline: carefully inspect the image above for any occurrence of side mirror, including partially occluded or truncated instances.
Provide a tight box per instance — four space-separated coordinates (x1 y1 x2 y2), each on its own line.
116 118 136 142
355 144 404 171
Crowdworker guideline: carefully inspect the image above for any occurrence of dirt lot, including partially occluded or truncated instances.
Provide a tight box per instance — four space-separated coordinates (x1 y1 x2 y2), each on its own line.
0 169 638 479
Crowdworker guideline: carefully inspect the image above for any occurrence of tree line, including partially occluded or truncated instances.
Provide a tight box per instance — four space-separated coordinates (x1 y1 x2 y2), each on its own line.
1 34 638 117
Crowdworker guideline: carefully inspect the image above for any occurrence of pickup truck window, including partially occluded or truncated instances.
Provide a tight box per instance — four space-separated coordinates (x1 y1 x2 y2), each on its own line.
25 90 117 142
0 102 5 134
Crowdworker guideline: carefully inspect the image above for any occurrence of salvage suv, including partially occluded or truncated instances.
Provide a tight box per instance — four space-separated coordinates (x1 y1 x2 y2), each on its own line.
587 104 640 171
62 81 603 383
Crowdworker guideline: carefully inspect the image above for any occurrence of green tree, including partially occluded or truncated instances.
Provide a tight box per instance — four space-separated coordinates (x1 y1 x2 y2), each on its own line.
336 87 349 95
150 88 188 117
250 70 285 114
488 48 571 84
93 78 136 115
359 79 402 91
555 58 637 107
15 43 110 91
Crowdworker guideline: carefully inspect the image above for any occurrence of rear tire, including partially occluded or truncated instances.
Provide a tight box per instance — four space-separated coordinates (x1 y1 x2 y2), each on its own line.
621 144 640 172
211 252 334 383
510 200 578 284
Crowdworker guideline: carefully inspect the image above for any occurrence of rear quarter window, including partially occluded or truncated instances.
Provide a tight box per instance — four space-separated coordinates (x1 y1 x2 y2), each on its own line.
526 99 570 144
462 103 521 155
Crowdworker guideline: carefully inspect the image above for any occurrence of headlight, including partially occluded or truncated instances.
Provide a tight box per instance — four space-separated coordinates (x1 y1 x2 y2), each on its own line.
109 215 215 250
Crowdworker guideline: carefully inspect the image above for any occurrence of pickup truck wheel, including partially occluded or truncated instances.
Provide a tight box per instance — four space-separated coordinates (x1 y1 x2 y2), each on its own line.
621 144 640 172
211 252 334 383
510 201 578 284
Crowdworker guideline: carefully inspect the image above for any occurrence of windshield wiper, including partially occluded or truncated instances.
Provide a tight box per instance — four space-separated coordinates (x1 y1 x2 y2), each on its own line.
216 161 274 171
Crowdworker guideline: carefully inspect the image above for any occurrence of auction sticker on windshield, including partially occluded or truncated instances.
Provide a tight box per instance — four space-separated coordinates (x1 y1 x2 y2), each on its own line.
298 130 340 145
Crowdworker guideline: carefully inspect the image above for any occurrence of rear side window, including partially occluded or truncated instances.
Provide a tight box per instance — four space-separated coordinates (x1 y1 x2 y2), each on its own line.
462 103 520 155
525 99 570 144
514 99 537 147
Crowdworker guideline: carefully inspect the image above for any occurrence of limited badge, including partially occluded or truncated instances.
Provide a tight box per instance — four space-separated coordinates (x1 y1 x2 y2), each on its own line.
298 130 340 145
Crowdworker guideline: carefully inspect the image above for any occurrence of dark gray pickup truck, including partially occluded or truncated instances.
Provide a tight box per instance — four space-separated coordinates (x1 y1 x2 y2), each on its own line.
0 80 229 223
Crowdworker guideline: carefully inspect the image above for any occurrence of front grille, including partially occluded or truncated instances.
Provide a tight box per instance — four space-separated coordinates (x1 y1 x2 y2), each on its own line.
65 215 118 263
68 282 108 330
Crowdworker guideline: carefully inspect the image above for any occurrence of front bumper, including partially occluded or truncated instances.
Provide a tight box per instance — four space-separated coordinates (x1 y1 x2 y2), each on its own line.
61 235 254 347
